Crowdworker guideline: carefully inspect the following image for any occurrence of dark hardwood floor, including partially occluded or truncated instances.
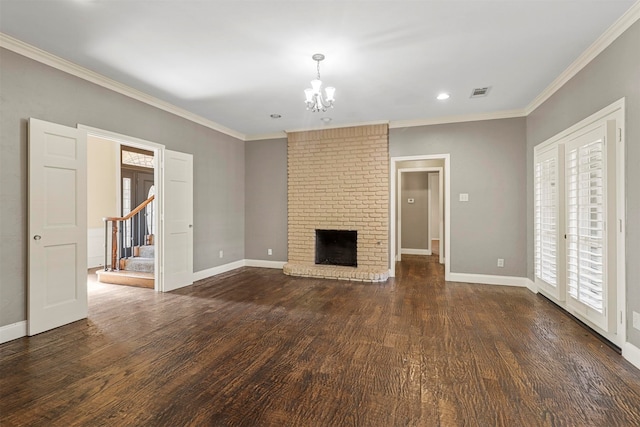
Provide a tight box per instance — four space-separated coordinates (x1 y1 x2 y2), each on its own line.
2 255 640 426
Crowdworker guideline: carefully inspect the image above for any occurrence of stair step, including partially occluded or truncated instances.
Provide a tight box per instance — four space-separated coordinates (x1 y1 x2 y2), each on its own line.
121 257 154 273
137 245 155 258
96 270 154 288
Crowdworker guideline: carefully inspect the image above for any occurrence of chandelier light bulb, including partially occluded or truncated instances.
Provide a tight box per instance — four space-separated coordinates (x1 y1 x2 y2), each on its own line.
325 86 336 102
311 79 322 94
304 88 314 103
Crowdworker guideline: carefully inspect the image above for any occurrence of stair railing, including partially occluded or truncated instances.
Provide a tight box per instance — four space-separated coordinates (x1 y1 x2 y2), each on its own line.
102 195 155 271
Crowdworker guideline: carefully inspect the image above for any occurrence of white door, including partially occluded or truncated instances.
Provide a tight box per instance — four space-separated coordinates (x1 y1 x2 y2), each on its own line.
564 125 609 332
163 150 193 291
28 118 87 335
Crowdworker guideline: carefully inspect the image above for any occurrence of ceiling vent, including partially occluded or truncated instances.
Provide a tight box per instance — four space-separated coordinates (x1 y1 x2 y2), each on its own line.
470 87 491 98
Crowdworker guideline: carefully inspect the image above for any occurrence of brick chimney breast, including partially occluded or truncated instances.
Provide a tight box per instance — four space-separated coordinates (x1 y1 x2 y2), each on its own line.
284 124 389 282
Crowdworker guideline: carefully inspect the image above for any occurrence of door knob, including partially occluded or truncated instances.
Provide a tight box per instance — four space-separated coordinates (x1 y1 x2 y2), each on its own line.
189 224 193 228
33 235 41 240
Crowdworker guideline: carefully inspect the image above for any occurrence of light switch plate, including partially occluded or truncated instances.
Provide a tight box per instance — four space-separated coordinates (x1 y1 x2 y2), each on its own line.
459 193 469 202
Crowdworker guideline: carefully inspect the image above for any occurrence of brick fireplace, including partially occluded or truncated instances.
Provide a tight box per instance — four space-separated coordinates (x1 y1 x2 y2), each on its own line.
283 124 389 282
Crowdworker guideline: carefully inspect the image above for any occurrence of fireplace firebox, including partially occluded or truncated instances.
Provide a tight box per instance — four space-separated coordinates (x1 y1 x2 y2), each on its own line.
315 230 357 267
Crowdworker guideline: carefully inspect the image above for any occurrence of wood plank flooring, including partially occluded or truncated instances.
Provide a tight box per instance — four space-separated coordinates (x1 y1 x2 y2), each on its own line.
2 255 640 426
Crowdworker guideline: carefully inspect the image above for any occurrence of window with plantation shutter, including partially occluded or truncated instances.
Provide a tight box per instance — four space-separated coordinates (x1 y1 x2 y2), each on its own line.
533 100 624 346
565 127 607 328
534 154 557 289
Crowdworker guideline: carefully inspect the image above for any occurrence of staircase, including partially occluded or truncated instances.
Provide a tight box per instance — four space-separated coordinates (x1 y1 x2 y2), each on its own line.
97 244 155 288
96 195 156 289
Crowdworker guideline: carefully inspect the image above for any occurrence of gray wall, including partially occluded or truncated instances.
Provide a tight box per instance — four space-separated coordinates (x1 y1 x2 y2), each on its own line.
244 138 288 261
0 48 245 327
390 118 527 277
401 172 429 250
526 21 640 346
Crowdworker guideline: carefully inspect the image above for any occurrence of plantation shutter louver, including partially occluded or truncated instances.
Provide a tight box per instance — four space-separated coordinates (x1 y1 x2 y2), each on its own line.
534 155 557 288
566 132 606 316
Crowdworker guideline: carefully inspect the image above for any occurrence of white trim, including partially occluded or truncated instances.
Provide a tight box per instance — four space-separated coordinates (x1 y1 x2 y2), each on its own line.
390 155 450 279
431 238 440 242
623 342 640 371
389 109 525 129
524 278 538 294
245 260 286 269
285 120 390 134
244 132 287 141
192 260 246 282
0 33 245 141
401 248 432 256
397 167 439 262
615 109 627 351
533 99 625 152
526 3 640 114
0 321 27 344
448 273 532 288
80 125 165 292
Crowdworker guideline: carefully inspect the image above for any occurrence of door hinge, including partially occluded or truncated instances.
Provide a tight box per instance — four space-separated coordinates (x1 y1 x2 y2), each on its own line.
618 128 622 142
620 310 623 324
620 219 623 233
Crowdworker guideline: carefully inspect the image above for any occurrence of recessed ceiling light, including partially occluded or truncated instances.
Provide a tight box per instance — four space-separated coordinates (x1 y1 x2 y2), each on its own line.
270 114 282 119
437 93 450 101
321 117 332 124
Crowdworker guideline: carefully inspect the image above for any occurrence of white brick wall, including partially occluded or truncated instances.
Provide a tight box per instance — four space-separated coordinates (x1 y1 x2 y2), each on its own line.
285 124 389 281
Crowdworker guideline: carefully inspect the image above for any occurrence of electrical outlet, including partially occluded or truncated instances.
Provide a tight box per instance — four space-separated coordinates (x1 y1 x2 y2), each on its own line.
633 311 640 331
497 258 504 268
219 250 223 258
268 248 273 256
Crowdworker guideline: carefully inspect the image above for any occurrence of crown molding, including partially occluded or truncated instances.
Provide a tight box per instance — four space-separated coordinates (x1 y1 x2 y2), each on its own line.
0 33 246 141
284 120 390 135
525 1 640 115
244 131 287 141
388 109 526 129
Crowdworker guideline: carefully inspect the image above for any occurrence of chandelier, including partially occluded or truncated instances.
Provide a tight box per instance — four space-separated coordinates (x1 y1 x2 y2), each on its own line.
304 54 336 112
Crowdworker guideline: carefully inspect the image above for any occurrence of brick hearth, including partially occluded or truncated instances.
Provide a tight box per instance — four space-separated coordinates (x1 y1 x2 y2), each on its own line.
284 124 389 282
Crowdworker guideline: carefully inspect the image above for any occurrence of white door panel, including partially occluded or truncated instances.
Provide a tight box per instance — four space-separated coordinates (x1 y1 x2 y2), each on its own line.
564 124 608 332
163 150 193 291
29 118 87 335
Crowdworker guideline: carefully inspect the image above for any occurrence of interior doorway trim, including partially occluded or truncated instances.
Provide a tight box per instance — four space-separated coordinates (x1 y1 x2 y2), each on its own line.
390 154 450 279
396 167 443 261
78 125 166 292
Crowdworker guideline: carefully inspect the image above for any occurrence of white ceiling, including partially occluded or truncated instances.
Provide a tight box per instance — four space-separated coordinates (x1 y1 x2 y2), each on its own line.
0 0 636 138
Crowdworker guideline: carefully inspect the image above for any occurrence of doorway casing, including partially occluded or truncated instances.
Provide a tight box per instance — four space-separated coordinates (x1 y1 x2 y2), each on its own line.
390 154 450 279
79 125 165 292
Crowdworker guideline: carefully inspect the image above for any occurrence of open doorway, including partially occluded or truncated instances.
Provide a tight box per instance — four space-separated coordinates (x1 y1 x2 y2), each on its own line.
390 155 450 278
85 130 162 291
397 168 443 266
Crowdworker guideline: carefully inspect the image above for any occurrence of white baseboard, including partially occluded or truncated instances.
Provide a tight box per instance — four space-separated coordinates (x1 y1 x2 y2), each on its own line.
0 321 27 344
623 342 640 371
245 260 286 269
193 260 246 282
401 248 432 256
431 238 440 241
447 272 531 288
524 278 538 294
88 256 104 269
